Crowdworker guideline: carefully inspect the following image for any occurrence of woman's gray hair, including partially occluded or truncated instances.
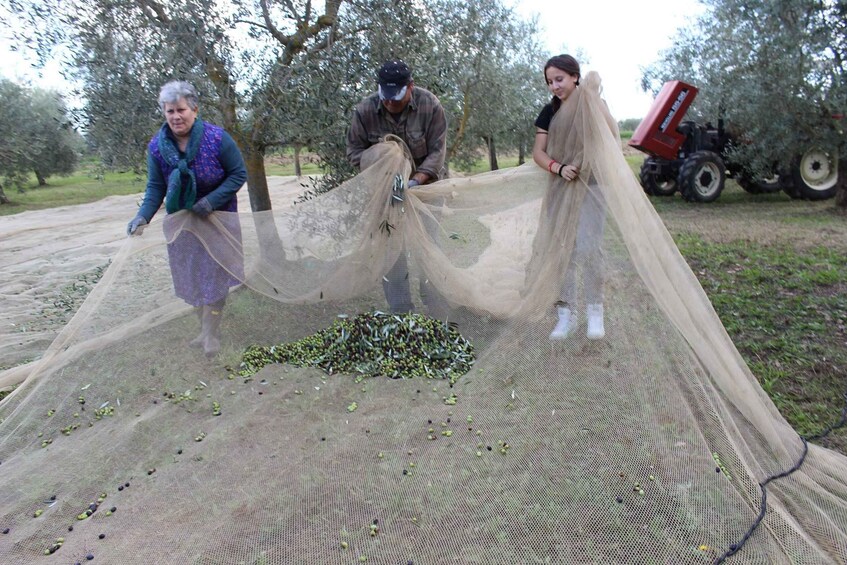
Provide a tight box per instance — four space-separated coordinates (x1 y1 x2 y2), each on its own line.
158 81 199 111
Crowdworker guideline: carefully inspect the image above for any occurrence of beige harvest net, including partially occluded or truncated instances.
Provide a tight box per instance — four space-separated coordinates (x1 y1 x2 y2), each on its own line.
1 72 846 564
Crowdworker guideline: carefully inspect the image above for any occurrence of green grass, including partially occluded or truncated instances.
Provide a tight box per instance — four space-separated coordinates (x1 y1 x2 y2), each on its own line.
672 234 847 450
263 148 325 176
0 160 324 216
459 155 524 175
0 165 147 216
0 154 529 214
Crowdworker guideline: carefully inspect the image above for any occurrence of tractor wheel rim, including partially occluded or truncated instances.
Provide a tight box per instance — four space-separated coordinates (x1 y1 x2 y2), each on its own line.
761 174 780 186
800 149 838 190
696 163 721 196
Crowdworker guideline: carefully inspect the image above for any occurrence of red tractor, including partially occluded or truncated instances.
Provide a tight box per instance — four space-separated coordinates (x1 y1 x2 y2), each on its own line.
630 81 842 203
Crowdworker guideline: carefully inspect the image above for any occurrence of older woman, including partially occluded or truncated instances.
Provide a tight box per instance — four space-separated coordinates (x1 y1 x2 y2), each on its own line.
127 80 247 357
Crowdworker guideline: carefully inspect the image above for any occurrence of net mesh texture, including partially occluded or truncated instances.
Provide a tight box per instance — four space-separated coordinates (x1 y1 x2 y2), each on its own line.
1 72 846 564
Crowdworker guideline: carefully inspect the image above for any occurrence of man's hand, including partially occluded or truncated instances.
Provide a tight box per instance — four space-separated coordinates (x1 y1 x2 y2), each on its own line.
127 216 147 236
191 198 213 218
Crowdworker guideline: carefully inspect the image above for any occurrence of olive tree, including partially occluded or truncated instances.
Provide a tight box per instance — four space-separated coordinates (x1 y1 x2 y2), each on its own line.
422 0 545 171
0 79 31 201
12 0 346 212
642 0 847 205
0 78 82 202
10 0 546 208
28 88 84 185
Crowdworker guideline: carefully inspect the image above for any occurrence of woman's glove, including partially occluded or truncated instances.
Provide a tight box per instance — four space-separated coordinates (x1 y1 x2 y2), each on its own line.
126 215 148 236
407 179 420 188
191 197 213 218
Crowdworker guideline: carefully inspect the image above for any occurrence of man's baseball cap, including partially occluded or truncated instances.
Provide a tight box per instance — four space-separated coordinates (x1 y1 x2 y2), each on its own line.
378 60 412 101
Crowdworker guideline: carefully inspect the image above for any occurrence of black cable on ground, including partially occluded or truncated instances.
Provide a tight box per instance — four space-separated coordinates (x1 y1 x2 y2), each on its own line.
714 389 847 564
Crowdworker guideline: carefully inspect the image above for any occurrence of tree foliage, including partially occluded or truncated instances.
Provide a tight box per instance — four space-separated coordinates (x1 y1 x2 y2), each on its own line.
618 118 642 132
0 78 82 201
425 0 547 171
641 0 846 193
10 0 548 209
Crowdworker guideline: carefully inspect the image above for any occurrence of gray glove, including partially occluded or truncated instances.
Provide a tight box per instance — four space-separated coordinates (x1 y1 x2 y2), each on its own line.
127 215 147 236
407 179 420 188
191 197 213 218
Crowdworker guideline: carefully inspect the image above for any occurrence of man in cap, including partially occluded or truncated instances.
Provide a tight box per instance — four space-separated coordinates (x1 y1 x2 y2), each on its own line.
346 59 447 187
346 60 448 315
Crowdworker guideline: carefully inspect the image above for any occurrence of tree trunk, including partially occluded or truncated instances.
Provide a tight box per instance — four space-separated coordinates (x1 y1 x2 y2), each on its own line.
518 141 525 165
836 163 847 209
241 145 286 262
0 184 10 204
35 170 47 186
447 88 471 161
294 144 302 177
242 147 272 212
487 136 498 171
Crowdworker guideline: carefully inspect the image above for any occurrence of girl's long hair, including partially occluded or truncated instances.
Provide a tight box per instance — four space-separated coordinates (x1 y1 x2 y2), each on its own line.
544 55 581 113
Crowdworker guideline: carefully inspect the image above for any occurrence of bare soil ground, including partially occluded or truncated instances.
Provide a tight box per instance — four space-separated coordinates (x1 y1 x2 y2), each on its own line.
0 177 308 371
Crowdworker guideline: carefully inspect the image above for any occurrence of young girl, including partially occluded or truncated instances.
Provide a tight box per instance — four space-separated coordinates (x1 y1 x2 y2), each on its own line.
532 55 608 340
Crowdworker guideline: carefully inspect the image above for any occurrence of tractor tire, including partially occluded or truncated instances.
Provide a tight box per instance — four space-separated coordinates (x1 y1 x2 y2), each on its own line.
781 174 801 199
790 148 840 200
639 159 677 196
678 151 725 203
737 173 783 194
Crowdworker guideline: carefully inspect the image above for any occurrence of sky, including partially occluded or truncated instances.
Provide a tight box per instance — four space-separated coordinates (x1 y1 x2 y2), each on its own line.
514 0 705 119
0 0 705 120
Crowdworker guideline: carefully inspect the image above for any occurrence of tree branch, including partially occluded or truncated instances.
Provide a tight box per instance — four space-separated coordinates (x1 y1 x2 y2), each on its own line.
259 0 291 45
135 0 170 24
234 19 271 32
280 0 305 29
255 0 343 65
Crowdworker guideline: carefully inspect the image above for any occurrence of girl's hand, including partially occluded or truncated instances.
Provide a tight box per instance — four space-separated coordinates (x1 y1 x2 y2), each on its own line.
559 164 580 181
